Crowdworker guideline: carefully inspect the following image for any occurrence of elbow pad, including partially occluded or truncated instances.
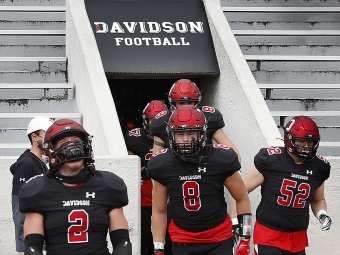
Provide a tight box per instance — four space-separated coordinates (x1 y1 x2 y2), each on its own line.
110 229 132 255
24 234 44 255
237 213 252 239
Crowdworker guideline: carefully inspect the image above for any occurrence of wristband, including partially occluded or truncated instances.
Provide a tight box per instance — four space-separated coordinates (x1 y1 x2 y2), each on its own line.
154 242 164 250
232 218 239 225
317 210 327 219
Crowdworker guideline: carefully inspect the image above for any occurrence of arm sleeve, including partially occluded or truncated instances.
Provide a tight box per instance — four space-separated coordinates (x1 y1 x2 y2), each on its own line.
12 160 41 196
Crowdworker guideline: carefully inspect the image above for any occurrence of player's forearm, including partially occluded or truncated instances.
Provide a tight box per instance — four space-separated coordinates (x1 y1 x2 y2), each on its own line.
151 211 167 243
235 197 251 215
311 199 327 218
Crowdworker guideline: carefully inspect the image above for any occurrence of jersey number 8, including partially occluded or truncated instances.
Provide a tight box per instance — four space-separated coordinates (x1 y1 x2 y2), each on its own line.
182 181 201 211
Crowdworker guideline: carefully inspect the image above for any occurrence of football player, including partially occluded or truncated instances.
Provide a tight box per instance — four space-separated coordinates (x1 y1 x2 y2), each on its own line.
234 116 331 255
150 79 242 254
124 100 168 255
18 119 132 255
148 107 251 255
150 78 241 162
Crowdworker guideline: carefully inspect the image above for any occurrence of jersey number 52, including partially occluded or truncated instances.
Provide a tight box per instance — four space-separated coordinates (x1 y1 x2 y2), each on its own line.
277 178 311 209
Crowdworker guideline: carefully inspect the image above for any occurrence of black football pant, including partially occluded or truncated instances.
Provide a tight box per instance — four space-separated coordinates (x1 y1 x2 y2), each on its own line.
255 244 306 255
172 238 233 255
141 206 154 255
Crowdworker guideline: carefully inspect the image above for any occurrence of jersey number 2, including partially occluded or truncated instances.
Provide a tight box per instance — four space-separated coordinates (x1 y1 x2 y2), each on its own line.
277 179 311 208
68 209 89 243
182 181 201 211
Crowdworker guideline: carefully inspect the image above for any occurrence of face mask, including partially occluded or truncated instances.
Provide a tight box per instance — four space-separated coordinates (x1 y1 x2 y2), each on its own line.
42 155 49 164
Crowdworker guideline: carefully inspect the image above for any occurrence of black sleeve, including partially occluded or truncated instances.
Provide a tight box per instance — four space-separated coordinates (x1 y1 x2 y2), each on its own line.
147 149 169 186
200 106 225 140
12 159 43 196
210 145 241 180
253 147 271 175
101 171 129 209
18 175 45 213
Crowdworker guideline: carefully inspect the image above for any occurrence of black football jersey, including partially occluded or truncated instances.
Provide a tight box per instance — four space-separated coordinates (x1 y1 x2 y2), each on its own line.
148 144 240 232
254 147 330 232
150 106 225 148
124 128 153 179
18 170 128 255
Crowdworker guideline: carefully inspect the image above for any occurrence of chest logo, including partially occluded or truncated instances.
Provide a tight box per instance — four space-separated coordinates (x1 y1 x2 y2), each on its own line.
198 167 206 173
85 192 96 198
306 170 313 175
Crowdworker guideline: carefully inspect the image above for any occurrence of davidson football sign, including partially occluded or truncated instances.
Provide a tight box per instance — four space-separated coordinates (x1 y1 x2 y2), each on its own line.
85 0 219 75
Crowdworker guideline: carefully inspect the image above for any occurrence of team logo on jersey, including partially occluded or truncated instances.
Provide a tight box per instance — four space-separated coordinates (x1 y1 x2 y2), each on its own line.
306 170 313 175
198 167 206 173
20 178 25 182
85 192 96 198
179 175 202 181
63 200 90 206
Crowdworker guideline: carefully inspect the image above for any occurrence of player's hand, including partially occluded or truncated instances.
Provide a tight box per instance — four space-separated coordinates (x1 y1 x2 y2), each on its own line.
319 214 332 231
234 239 250 255
154 249 164 255
232 223 240 246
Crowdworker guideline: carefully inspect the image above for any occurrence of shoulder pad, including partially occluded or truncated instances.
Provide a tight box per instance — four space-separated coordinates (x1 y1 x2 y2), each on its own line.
100 171 128 208
18 174 45 213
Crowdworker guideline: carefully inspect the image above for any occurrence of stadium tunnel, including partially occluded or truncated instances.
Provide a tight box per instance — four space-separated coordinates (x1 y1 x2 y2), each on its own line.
108 78 201 134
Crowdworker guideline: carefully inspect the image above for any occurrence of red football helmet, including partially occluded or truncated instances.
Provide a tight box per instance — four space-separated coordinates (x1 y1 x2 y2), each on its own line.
168 79 201 109
42 119 94 170
142 100 168 131
283 116 320 161
167 106 207 158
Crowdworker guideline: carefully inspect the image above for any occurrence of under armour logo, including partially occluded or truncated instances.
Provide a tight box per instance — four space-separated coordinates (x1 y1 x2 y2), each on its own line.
306 170 313 175
198 167 206 173
20 178 25 182
85 192 96 198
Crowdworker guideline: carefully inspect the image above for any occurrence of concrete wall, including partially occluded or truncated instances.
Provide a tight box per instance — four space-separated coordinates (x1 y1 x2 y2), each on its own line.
66 0 127 157
202 0 340 254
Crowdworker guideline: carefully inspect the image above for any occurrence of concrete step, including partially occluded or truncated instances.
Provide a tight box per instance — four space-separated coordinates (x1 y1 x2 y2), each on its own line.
265 99 340 111
248 61 340 72
221 0 340 7
0 35 65 45
0 83 73 99
0 0 65 6
224 12 340 23
259 88 340 100
0 12 64 22
0 112 82 129
252 70 340 84
0 20 65 30
0 45 65 57
0 98 77 112
235 35 340 46
0 71 67 83
0 145 30 156
228 21 340 30
272 115 340 127
241 45 340 56
0 61 66 72
276 125 340 142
